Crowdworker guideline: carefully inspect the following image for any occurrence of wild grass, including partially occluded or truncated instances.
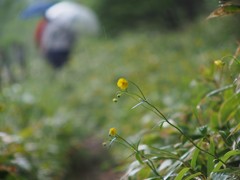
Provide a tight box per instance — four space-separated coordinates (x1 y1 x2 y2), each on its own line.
0 16 239 179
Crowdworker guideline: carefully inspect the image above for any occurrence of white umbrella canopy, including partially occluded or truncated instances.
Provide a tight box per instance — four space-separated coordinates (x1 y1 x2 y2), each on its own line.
45 1 100 35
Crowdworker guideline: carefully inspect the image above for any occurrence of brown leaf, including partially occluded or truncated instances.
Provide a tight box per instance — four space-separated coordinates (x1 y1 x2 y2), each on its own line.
207 7 228 19
207 4 240 19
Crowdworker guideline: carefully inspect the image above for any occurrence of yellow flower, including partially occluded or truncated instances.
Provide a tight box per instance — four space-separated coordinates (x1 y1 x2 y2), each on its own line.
117 78 128 90
109 128 117 136
214 60 225 67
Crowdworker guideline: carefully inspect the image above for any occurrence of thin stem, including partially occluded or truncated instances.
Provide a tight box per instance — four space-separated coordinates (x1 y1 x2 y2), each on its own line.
121 80 229 166
129 81 147 100
116 135 162 178
146 161 162 179
124 91 144 103
116 135 137 153
143 100 228 166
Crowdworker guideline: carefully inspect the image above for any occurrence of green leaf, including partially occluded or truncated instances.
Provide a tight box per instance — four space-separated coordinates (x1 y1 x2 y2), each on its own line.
149 146 179 160
211 168 240 180
207 137 215 176
135 152 144 164
219 93 240 123
213 150 240 172
135 138 142 149
145 177 162 180
191 139 202 169
138 167 151 179
185 172 202 180
174 167 190 180
229 123 240 137
206 84 233 97
224 4 240 13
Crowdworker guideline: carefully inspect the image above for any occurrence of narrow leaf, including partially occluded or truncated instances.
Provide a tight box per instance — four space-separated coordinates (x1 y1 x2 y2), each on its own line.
131 101 144 109
229 123 240 137
174 167 190 180
191 139 202 168
207 137 215 176
206 84 233 97
211 168 240 179
234 74 240 94
213 150 240 172
219 93 240 122
135 152 144 165
149 146 179 160
185 172 202 180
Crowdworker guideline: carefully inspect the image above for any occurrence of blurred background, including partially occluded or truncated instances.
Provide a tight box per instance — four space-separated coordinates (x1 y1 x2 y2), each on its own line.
0 0 239 179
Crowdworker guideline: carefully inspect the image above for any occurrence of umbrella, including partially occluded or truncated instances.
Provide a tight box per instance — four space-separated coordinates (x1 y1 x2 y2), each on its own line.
21 1 99 35
45 1 100 35
21 1 57 19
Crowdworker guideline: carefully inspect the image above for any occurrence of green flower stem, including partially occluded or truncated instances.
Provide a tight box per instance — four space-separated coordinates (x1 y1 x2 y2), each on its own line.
221 55 240 66
146 161 162 179
116 134 162 178
128 81 228 166
129 81 147 100
116 135 137 153
143 100 228 166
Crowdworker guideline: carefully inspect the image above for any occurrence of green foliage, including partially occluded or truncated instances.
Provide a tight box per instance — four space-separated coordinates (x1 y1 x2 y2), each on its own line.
0 2 240 178
109 56 240 178
174 167 190 180
107 3 240 179
0 1 24 28
211 168 240 180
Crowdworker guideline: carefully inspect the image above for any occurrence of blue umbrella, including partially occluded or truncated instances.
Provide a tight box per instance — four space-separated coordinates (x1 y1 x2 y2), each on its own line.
20 1 58 19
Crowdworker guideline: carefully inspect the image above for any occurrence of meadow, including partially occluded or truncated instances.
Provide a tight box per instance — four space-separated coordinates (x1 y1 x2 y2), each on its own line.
0 12 239 179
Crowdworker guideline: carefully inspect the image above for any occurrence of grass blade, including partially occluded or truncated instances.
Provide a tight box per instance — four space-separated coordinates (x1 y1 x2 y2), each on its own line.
213 150 240 172
174 167 190 180
185 172 202 180
191 139 202 169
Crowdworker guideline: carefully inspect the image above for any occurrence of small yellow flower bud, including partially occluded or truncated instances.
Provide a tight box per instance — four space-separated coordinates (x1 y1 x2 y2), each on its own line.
109 128 117 136
214 60 225 67
117 78 128 90
117 93 121 98
112 98 118 103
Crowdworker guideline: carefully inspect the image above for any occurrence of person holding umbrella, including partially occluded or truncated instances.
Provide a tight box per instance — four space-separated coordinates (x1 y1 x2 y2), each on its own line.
22 1 100 68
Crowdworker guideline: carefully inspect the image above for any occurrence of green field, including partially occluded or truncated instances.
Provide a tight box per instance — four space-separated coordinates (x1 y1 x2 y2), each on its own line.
0 13 239 179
